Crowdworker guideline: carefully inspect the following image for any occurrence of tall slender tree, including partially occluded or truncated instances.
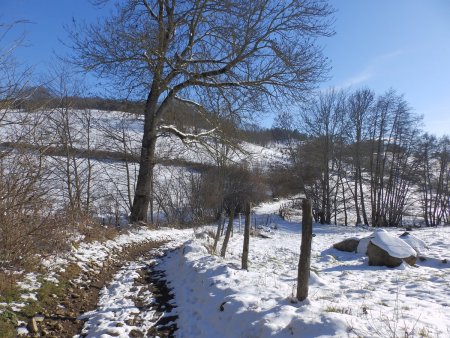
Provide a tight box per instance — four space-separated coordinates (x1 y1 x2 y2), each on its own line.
346 88 374 225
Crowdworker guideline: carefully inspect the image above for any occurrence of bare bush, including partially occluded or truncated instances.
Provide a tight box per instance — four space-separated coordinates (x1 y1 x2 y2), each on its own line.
0 150 70 271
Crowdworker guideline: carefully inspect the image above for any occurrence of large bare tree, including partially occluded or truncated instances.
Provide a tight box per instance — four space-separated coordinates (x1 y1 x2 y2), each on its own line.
70 0 333 222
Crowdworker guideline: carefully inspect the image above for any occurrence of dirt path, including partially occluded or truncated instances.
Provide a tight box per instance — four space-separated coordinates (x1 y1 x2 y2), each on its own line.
28 241 178 337
133 258 178 337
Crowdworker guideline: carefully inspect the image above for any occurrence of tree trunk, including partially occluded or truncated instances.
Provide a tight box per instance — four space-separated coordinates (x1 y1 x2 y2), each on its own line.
354 171 361 224
241 202 251 270
130 91 159 222
359 176 369 225
220 207 235 258
297 199 312 301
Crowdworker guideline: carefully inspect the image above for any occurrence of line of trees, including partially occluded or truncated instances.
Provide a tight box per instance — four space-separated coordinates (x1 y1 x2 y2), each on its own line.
287 88 449 227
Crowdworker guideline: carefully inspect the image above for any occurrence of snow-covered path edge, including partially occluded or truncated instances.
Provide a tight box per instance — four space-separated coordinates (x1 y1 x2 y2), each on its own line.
11 226 194 336
76 244 181 337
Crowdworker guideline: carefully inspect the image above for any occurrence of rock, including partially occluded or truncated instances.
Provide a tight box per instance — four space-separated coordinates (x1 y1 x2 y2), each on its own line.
47 320 58 327
105 329 121 336
125 319 135 326
399 232 428 255
28 314 45 334
34 314 45 322
30 318 39 333
250 229 271 238
333 238 360 252
54 309 66 317
371 230 407 256
357 236 371 254
367 242 417 267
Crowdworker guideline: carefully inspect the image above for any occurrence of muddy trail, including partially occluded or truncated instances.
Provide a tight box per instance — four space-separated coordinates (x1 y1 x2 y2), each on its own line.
133 261 178 337
26 241 178 337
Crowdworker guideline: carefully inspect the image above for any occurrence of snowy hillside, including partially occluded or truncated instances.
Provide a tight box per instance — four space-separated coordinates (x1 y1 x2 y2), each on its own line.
0 109 289 168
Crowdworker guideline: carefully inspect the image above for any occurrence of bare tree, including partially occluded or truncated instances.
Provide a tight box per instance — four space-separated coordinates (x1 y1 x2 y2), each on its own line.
98 111 141 215
346 88 374 225
45 68 99 216
368 90 421 227
298 89 347 224
0 21 32 110
416 134 450 226
69 0 334 222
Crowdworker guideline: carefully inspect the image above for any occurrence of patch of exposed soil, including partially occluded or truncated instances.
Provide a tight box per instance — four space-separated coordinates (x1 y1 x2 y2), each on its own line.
26 240 169 337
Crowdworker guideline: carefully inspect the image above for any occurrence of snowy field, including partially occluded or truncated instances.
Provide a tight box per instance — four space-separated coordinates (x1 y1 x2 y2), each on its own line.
160 200 450 338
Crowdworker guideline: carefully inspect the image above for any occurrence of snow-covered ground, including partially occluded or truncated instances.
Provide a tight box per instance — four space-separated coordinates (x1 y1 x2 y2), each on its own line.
7 198 450 337
2 108 448 336
158 201 450 338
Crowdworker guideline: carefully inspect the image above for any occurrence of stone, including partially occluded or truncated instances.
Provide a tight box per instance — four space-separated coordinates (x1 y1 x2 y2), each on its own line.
30 318 39 333
367 242 417 267
333 238 360 252
54 309 66 317
34 314 45 322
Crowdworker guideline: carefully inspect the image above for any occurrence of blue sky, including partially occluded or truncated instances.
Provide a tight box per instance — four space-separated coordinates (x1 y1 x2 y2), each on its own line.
321 0 450 137
1 0 449 136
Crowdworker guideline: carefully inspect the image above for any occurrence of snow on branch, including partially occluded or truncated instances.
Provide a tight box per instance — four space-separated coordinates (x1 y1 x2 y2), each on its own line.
173 96 205 112
158 124 217 142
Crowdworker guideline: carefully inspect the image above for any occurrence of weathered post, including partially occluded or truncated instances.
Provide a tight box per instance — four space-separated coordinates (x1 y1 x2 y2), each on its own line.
242 202 251 270
297 198 313 301
213 212 224 254
220 207 235 257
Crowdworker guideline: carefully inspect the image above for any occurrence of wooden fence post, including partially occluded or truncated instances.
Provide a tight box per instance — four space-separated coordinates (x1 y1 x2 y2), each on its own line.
297 198 312 301
213 212 224 254
242 202 251 270
220 207 235 257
